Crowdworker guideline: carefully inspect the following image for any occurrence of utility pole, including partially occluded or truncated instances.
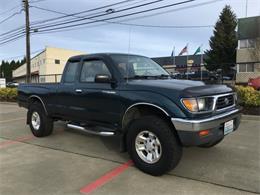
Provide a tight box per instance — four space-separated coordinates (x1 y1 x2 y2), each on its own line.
23 0 31 83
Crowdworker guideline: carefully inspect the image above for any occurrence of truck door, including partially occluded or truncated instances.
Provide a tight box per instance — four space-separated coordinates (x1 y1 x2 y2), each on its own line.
72 58 121 126
55 60 81 120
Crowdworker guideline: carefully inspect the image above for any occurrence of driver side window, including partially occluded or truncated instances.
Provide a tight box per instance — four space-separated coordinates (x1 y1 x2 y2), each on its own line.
80 60 111 82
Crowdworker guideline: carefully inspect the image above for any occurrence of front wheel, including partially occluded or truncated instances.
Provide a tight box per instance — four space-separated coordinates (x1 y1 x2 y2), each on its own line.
127 116 182 176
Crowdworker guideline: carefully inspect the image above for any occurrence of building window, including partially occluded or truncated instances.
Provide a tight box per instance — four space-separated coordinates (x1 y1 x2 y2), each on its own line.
55 59 60 64
247 63 254 72
239 39 256 49
239 40 247 48
238 63 254 72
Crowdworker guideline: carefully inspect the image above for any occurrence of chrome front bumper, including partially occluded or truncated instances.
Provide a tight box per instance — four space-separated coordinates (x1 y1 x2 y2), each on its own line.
171 108 242 132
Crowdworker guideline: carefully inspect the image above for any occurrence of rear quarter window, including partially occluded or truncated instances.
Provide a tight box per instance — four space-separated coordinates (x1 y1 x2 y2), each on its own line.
63 61 79 83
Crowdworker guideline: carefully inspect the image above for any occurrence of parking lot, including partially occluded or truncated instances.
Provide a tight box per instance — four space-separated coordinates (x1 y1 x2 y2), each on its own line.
0 102 259 195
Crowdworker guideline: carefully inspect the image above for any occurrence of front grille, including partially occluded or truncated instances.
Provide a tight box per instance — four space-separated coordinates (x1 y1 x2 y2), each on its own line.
216 94 234 110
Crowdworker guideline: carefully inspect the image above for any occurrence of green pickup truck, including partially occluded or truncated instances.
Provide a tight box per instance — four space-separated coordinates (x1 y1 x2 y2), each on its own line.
18 53 241 175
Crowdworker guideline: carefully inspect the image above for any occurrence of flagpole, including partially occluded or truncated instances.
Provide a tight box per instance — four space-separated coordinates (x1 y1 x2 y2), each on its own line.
186 44 189 79
200 45 203 81
173 46 175 66
201 55 204 80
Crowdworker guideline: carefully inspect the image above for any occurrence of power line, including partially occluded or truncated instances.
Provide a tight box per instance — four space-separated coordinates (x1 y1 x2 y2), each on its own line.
30 0 166 29
0 31 25 42
83 0 220 30
117 0 222 22
31 4 213 29
0 0 188 45
29 0 138 26
0 5 21 16
30 0 48 3
30 0 149 26
0 34 25 46
32 0 195 32
0 0 219 46
0 10 23 24
0 0 138 38
0 49 43 61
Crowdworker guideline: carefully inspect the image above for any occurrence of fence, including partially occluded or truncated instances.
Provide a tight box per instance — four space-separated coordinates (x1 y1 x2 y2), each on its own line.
35 74 62 83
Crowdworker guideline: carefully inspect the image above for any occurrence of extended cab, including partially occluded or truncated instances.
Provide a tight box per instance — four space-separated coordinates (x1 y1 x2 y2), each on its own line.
18 53 241 175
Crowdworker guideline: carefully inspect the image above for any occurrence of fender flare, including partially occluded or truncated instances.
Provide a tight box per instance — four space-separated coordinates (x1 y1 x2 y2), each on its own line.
28 95 48 115
122 102 170 128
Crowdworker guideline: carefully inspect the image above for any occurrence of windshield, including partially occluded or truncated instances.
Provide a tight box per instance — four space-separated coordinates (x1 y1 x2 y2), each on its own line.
110 54 169 79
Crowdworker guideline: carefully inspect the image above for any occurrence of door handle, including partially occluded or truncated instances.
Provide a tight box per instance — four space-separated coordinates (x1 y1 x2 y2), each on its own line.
75 89 82 93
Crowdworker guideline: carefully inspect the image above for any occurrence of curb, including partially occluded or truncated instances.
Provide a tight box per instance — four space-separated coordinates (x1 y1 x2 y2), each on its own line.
0 101 18 105
242 114 260 121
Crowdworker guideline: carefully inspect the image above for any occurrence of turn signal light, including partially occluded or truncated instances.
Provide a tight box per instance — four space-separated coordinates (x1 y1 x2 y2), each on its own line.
182 98 198 112
199 130 209 137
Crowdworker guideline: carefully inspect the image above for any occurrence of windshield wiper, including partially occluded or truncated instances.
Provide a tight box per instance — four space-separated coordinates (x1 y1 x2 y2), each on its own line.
125 75 155 80
154 74 170 79
125 74 170 80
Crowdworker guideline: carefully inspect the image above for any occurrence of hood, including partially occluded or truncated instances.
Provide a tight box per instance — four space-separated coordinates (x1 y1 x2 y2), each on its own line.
125 79 234 100
126 79 204 91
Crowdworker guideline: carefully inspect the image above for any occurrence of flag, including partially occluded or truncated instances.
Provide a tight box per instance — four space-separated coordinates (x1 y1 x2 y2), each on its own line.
171 46 175 58
194 45 202 55
178 44 188 56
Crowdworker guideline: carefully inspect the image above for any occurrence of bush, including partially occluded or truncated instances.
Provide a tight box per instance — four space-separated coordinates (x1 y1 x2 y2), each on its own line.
0 88 18 102
235 85 260 107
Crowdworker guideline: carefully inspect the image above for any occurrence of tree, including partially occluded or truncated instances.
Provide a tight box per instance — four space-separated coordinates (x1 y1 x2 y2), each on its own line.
0 57 26 81
205 5 237 74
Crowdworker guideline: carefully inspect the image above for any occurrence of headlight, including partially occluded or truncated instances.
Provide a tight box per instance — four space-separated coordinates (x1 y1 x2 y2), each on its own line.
234 92 238 104
182 97 214 113
197 98 206 110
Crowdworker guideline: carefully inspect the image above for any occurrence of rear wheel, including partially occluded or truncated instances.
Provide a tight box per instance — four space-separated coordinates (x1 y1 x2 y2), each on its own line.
28 102 53 137
127 115 182 176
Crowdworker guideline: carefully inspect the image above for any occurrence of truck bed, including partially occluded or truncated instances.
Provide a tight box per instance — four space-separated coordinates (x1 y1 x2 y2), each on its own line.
18 83 59 109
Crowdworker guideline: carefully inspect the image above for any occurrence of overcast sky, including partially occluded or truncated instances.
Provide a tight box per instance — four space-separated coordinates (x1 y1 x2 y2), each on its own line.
0 0 259 61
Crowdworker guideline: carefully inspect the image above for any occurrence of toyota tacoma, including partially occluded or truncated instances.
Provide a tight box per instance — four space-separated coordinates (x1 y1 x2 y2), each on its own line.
18 53 241 175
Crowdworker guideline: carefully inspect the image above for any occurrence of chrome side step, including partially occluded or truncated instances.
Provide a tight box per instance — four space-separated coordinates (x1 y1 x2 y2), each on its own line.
67 123 115 136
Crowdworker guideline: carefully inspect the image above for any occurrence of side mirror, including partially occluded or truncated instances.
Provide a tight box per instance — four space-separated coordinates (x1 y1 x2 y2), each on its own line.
94 74 112 83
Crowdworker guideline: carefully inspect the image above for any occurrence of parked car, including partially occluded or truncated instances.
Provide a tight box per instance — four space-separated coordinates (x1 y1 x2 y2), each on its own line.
17 53 241 176
186 71 218 81
248 77 260 90
6 82 19 88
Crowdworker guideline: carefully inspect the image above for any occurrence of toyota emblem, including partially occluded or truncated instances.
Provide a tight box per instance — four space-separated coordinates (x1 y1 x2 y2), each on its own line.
224 98 229 105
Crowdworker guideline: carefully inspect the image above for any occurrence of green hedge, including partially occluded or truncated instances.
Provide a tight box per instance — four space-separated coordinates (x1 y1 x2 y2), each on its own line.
235 85 260 107
0 88 18 102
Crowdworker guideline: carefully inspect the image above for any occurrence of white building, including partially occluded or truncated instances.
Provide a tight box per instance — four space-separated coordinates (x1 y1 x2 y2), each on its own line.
13 46 85 83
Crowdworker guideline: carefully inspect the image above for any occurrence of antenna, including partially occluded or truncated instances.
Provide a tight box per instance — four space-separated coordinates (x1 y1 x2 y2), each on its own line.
126 26 132 84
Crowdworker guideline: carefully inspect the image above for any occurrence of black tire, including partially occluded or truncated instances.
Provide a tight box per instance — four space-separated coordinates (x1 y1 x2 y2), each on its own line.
127 115 182 176
28 102 53 137
199 137 223 148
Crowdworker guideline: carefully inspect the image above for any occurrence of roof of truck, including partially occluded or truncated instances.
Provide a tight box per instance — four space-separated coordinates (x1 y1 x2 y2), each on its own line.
68 53 146 61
